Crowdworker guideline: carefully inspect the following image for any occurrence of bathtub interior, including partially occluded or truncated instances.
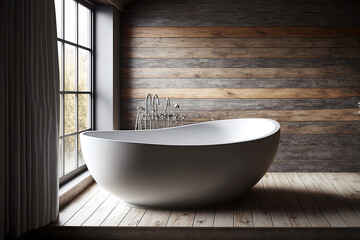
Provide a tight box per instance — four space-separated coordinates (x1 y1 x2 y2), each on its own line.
82 118 280 146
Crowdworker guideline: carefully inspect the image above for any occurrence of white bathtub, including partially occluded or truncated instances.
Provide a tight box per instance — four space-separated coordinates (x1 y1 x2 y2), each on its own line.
81 118 280 208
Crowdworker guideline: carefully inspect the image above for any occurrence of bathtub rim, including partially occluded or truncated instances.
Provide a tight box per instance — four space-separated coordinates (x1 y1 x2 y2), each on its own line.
81 118 280 147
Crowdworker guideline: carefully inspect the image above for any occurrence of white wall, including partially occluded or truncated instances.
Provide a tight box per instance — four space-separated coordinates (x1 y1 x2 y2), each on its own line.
94 5 122 130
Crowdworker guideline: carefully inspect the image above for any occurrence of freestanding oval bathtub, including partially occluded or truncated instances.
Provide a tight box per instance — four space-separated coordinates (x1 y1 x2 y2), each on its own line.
81 118 280 208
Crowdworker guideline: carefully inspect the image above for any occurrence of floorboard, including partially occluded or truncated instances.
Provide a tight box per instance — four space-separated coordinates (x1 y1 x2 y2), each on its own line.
311 173 360 227
45 173 360 239
272 172 311 227
297 172 347 227
192 209 215 227
262 173 291 227
286 172 329 227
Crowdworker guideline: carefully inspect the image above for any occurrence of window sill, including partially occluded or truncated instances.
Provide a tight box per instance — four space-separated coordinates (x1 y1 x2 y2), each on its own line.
59 170 94 209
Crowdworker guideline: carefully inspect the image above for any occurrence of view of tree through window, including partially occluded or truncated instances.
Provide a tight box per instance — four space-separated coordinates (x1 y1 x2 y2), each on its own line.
55 0 92 178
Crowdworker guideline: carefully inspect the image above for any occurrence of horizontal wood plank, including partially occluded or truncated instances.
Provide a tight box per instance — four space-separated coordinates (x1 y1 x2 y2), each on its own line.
270 161 360 172
121 27 360 38
121 67 359 79
121 48 360 59
121 121 360 135
121 77 360 89
122 119 360 135
124 4 358 15
121 58 360 68
121 98 360 111
123 15 360 27
276 146 360 161
279 121 360 135
122 109 360 122
121 38 360 48
136 0 360 4
121 88 360 99
280 135 360 146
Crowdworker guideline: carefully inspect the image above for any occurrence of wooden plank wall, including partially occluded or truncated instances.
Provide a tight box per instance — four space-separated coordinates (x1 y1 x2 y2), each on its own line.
119 0 360 171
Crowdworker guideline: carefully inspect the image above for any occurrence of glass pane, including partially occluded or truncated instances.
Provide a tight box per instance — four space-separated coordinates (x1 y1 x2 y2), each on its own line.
78 49 91 91
78 94 90 131
78 4 91 48
55 0 62 38
64 136 76 174
64 94 76 134
78 136 85 167
58 139 63 177
64 44 76 91
58 41 63 91
64 0 76 43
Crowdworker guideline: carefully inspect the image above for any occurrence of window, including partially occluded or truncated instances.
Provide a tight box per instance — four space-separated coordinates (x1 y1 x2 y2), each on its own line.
55 0 93 183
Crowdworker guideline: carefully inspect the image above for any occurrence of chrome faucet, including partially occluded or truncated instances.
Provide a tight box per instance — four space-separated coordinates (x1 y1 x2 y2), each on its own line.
135 94 188 130
164 97 170 127
145 93 152 130
152 94 160 129
164 97 170 116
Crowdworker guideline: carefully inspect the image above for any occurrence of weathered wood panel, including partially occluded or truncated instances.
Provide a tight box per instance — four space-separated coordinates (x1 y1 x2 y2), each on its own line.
275 147 360 161
121 98 360 110
270 161 360 172
279 122 360 135
280 135 360 146
122 109 359 122
123 15 360 27
121 88 360 99
121 120 360 135
121 27 360 38
121 58 360 68
136 0 360 4
121 38 360 48
120 0 360 171
124 4 359 15
121 77 360 88
121 67 359 79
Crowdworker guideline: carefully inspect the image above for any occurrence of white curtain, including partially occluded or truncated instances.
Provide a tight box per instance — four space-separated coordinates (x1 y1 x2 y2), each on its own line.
0 0 59 238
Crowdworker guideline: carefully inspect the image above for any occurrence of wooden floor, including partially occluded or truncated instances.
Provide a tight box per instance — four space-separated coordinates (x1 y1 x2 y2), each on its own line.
43 172 360 239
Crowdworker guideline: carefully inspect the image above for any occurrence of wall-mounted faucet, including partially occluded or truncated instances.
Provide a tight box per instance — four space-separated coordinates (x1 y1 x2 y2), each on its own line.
152 94 160 117
135 94 187 130
144 93 152 130
151 94 160 128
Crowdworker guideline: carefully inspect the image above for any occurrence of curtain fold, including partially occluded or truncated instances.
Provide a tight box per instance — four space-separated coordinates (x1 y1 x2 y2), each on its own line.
1 0 59 237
